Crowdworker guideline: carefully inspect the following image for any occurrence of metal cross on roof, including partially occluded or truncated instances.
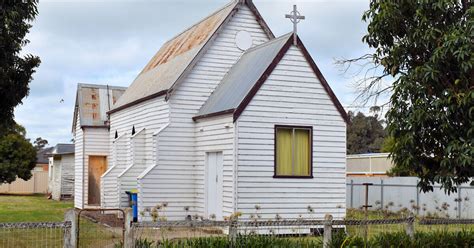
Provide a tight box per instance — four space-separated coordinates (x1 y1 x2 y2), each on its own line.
285 5 305 45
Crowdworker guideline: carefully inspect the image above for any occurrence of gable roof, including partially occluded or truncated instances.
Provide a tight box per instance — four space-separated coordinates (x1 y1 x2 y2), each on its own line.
49 144 75 155
109 0 275 114
194 33 349 123
72 83 127 131
37 147 54 164
196 33 293 119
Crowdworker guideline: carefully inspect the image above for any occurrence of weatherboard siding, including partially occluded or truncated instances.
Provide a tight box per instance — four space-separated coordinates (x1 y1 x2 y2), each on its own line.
74 115 84 208
109 96 170 212
236 46 347 220
118 129 147 208
139 6 269 220
73 116 109 208
101 135 128 208
195 115 235 217
61 154 75 198
138 4 270 220
83 127 110 206
51 158 61 201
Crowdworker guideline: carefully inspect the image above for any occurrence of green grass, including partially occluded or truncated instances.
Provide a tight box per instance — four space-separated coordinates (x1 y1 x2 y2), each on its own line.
346 209 474 238
0 194 73 222
77 217 123 247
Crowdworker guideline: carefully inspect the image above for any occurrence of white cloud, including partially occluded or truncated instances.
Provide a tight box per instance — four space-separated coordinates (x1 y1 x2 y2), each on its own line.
15 0 380 145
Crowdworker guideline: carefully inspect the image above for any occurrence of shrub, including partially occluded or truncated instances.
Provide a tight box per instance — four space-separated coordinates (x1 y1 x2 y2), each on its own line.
134 230 474 248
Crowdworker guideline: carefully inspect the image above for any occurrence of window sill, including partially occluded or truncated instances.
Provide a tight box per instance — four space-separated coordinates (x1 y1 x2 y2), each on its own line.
273 175 314 179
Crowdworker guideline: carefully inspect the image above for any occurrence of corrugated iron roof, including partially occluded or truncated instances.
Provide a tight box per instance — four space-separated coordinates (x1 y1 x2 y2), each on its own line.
111 1 239 111
195 33 349 123
196 33 293 118
37 147 54 164
51 144 75 155
73 83 127 130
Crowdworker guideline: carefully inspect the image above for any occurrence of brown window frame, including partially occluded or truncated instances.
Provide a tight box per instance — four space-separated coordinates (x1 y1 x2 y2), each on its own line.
273 125 313 179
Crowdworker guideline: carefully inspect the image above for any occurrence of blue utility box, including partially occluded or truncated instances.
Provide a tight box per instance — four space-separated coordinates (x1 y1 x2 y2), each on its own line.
126 189 138 222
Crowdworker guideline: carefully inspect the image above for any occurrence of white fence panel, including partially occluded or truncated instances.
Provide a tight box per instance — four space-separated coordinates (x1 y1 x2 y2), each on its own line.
347 177 474 218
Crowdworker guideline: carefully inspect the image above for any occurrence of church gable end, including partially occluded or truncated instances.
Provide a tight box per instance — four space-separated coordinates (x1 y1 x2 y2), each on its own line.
195 34 348 124
110 0 274 114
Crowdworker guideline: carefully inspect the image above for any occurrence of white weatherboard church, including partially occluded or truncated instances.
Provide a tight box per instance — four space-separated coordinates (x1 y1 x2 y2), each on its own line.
73 0 348 222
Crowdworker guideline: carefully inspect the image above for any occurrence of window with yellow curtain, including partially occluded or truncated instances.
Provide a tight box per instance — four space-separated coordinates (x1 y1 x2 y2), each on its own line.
275 126 312 178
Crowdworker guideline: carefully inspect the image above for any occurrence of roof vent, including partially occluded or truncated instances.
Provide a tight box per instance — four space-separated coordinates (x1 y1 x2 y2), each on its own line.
235 31 253 51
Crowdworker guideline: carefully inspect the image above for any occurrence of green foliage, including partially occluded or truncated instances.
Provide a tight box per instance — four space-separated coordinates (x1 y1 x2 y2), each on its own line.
0 0 41 132
133 230 474 248
347 111 386 154
329 230 364 248
33 137 48 150
135 238 155 248
0 124 36 184
133 235 322 248
362 0 474 192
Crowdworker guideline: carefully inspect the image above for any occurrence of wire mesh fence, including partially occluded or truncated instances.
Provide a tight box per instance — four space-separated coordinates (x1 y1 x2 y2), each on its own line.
3 211 474 248
0 222 70 248
77 209 125 248
131 220 325 247
129 217 474 247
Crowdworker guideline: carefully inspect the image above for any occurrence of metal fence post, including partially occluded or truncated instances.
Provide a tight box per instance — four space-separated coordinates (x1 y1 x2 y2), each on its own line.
380 179 384 209
405 213 415 239
64 209 77 248
229 220 238 248
124 208 134 248
323 214 333 248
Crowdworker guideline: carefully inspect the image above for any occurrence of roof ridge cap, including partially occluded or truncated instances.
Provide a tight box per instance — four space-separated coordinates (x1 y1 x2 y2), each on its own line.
77 83 127 90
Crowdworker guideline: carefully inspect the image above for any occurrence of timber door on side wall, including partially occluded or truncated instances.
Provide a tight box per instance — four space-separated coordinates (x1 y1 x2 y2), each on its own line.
88 156 107 205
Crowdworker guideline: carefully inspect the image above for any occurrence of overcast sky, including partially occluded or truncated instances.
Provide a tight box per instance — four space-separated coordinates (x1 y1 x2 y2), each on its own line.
15 0 374 146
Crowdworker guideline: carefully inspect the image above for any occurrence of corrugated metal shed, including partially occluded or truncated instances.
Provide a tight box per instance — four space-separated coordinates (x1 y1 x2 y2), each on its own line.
73 83 127 130
196 33 292 118
111 1 239 111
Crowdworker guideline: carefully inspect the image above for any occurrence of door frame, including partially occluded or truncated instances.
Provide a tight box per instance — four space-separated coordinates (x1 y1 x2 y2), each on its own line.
205 151 224 220
87 155 107 206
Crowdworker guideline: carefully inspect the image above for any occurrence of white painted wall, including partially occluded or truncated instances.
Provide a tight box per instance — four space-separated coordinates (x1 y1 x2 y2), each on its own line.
60 154 75 198
118 128 147 208
48 157 54 194
195 115 235 218
74 117 110 209
74 115 84 208
138 4 270 221
83 128 110 206
236 45 347 220
52 154 75 201
109 96 170 213
51 157 62 201
102 134 128 208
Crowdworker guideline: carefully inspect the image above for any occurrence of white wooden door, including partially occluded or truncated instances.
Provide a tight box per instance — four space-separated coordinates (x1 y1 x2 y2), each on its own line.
206 152 223 220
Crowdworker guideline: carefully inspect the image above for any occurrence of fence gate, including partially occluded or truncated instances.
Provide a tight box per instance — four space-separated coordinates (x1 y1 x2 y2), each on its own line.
77 209 125 248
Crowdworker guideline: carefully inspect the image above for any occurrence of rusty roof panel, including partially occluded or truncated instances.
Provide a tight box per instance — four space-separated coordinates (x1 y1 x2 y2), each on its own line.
141 8 229 73
112 1 238 111
75 84 127 127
